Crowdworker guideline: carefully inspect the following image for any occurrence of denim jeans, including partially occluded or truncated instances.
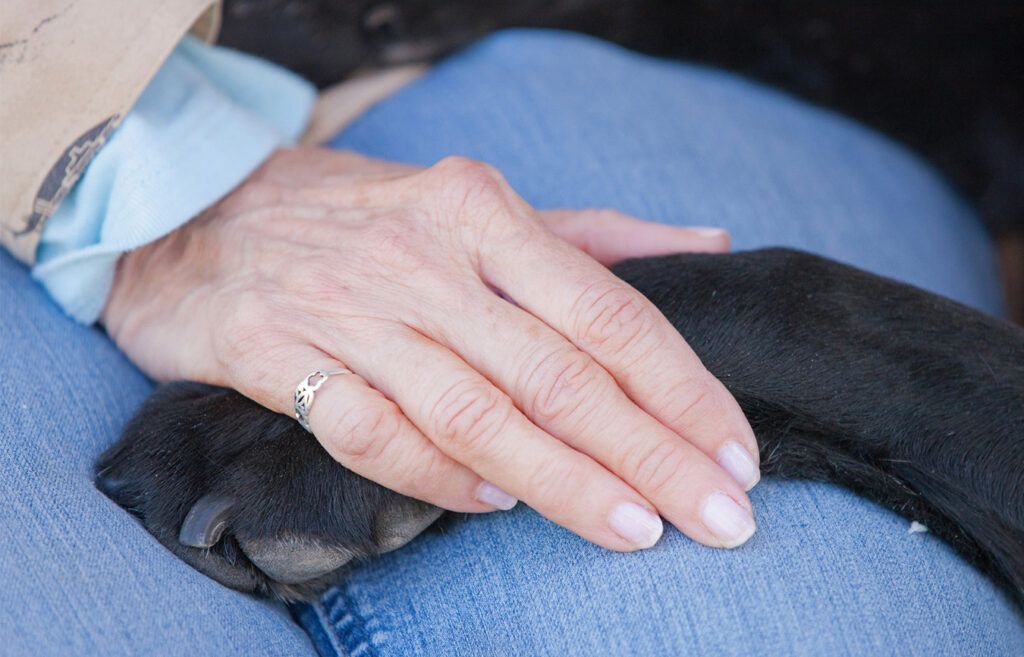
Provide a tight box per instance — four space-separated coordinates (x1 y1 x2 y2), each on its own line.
1 29 1020 657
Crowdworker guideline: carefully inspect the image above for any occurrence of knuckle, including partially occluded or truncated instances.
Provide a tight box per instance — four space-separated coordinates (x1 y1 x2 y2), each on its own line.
623 439 691 497
521 348 603 425
524 457 582 517
431 379 512 452
432 156 507 193
326 404 402 462
661 378 718 429
426 156 516 227
571 280 657 356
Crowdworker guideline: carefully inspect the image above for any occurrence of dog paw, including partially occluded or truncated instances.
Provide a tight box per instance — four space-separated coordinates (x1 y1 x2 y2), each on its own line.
95 382 442 600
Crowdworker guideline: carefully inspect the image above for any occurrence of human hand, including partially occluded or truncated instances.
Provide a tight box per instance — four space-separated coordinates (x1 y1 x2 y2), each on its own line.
103 147 760 551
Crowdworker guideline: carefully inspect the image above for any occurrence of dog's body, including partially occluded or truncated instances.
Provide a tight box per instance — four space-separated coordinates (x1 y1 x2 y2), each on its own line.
96 249 1024 604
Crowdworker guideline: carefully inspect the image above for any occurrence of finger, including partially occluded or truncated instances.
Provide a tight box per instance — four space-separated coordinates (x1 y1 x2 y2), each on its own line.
422 285 756 547
234 344 503 514
538 209 730 265
481 223 762 490
334 324 667 552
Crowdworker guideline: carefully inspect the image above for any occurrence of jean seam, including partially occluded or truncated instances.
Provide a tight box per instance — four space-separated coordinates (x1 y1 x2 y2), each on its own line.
322 582 383 657
292 600 348 657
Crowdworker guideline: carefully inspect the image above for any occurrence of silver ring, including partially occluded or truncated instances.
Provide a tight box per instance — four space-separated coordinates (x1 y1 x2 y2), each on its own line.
294 368 352 432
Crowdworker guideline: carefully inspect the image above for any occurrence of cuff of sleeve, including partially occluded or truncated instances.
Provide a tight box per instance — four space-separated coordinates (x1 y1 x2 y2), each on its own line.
32 37 316 324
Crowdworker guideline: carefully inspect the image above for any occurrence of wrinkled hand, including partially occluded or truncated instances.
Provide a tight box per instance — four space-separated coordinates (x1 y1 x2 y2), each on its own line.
103 147 760 551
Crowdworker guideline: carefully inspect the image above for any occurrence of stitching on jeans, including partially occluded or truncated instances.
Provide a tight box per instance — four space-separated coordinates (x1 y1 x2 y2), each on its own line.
322 583 383 657
307 601 348 657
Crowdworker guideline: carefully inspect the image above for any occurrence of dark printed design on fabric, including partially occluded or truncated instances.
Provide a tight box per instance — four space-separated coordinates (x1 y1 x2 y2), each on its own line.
14 114 121 237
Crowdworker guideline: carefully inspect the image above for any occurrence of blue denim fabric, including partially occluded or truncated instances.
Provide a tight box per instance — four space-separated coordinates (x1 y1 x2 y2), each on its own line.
0 254 317 656
1 28 1020 657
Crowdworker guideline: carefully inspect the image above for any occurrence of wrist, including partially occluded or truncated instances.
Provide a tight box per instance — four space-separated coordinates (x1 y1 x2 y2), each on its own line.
101 208 220 380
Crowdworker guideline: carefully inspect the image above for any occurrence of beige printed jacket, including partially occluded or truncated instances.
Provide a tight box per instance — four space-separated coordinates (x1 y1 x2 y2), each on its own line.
0 0 221 266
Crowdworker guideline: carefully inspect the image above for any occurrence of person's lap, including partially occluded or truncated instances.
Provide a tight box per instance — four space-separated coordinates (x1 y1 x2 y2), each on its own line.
303 30 1020 656
0 28 1018 657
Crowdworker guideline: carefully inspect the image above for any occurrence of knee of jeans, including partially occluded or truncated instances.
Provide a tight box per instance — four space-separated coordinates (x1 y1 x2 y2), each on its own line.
467 28 967 207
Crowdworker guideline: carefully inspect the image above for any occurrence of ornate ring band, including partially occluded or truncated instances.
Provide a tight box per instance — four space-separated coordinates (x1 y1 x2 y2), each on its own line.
294 368 352 432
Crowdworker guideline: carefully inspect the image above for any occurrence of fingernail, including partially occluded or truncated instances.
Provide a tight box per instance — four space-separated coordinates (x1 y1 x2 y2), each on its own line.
717 441 761 491
691 227 729 238
609 502 664 548
476 481 518 510
701 492 756 547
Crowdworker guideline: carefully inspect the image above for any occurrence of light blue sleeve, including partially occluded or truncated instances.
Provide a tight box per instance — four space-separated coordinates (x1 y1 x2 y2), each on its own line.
32 36 317 324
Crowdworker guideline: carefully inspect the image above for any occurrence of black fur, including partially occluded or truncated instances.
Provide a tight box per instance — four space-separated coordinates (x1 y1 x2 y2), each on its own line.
96 249 1024 603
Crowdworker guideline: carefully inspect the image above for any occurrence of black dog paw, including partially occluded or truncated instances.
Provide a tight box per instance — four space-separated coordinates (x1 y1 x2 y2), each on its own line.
95 382 441 600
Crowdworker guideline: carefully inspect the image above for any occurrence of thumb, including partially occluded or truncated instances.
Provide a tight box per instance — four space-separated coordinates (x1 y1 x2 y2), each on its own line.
538 209 730 265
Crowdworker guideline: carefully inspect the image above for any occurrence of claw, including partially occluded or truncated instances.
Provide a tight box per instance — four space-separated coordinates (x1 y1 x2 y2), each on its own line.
94 470 128 501
179 495 235 548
